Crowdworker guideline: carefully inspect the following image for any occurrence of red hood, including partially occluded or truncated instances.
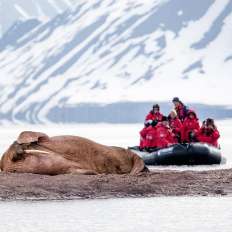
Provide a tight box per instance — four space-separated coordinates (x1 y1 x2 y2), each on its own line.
187 110 198 120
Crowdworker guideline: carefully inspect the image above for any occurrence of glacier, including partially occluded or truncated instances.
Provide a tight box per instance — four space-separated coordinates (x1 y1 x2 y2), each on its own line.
0 0 232 123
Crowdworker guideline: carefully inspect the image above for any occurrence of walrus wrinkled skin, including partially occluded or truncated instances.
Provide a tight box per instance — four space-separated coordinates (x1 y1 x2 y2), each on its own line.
0 131 147 175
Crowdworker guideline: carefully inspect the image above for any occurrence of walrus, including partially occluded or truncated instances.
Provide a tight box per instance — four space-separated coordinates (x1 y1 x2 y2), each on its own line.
0 131 147 175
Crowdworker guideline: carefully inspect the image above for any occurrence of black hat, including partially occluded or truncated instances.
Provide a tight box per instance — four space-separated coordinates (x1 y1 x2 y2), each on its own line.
206 118 214 125
161 116 168 121
152 104 160 109
172 97 180 102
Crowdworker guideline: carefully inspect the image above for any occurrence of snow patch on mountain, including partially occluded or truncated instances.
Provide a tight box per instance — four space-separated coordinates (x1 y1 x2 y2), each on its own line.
0 0 76 37
0 0 232 123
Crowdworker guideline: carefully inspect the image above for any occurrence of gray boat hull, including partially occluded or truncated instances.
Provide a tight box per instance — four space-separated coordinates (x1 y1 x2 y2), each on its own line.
129 143 224 165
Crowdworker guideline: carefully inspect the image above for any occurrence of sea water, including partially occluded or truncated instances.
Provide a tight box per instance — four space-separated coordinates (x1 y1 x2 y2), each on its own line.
0 197 232 232
0 119 231 170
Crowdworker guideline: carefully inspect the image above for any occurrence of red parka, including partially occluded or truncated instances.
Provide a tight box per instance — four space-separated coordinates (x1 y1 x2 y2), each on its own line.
197 127 220 147
175 103 188 122
143 126 157 148
181 110 200 142
145 111 163 124
139 126 152 149
169 117 182 135
145 123 176 148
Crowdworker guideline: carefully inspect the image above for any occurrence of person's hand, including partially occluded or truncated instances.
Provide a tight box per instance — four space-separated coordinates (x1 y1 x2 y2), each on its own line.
190 131 195 136
202 124 207 129
207 124 214 130
205 129 213 136
189 131 195 140
151 120 158 127
145 120 153 127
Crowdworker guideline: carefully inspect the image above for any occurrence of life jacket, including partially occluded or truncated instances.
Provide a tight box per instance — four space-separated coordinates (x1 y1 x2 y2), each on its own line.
181 110 200 142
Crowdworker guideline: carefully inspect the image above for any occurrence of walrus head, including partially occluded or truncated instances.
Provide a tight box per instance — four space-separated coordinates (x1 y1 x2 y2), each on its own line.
17 131 49 144
0 142 29 166
0 131 50 171
0 142 19 171
0 142 52 172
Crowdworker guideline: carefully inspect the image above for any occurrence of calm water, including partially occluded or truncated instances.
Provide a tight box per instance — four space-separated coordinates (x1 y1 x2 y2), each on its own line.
0 120 231 170
0 197 232 232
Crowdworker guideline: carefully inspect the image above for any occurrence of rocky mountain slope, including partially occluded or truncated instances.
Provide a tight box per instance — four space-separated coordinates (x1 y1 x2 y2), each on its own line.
0 0 231 123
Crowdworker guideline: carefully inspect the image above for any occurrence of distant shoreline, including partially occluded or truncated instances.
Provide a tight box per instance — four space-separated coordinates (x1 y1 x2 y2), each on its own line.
1 101 232 124
0 169 231 201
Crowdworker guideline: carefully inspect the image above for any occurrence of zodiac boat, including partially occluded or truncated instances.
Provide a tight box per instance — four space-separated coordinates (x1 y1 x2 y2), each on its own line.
129 143 225 165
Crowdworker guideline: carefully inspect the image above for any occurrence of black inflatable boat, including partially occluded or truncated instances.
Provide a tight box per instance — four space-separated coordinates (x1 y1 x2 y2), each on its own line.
129 143 225 165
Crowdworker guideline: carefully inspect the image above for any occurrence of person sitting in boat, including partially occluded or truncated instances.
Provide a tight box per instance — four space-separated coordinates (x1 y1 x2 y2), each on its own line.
144 104 163 127
145 116 176 151
155 116 177 148
139 120 158 150
168 109 182 143
197 118 220 147
140 104 162 150
181 110 200 143
172 97 189 122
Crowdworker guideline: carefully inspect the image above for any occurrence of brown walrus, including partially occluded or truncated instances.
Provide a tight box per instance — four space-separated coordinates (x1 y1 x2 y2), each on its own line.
0 131 147 175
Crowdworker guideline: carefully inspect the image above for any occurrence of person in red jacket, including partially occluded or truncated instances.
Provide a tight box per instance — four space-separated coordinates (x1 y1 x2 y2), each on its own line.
181 110 200 143
144 104 163 126
139 120 158 150
197 118 220 147
168 109 182 143
145 116 176 150
172 97 189 122
140 104 162 149
142 125 157 151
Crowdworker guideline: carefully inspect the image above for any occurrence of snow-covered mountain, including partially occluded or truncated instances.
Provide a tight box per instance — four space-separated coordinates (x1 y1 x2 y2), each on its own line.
0 0 74 37
0 0 232 123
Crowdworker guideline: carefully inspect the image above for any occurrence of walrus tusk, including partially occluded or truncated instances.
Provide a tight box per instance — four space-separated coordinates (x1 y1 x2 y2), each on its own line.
24 149 52 155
